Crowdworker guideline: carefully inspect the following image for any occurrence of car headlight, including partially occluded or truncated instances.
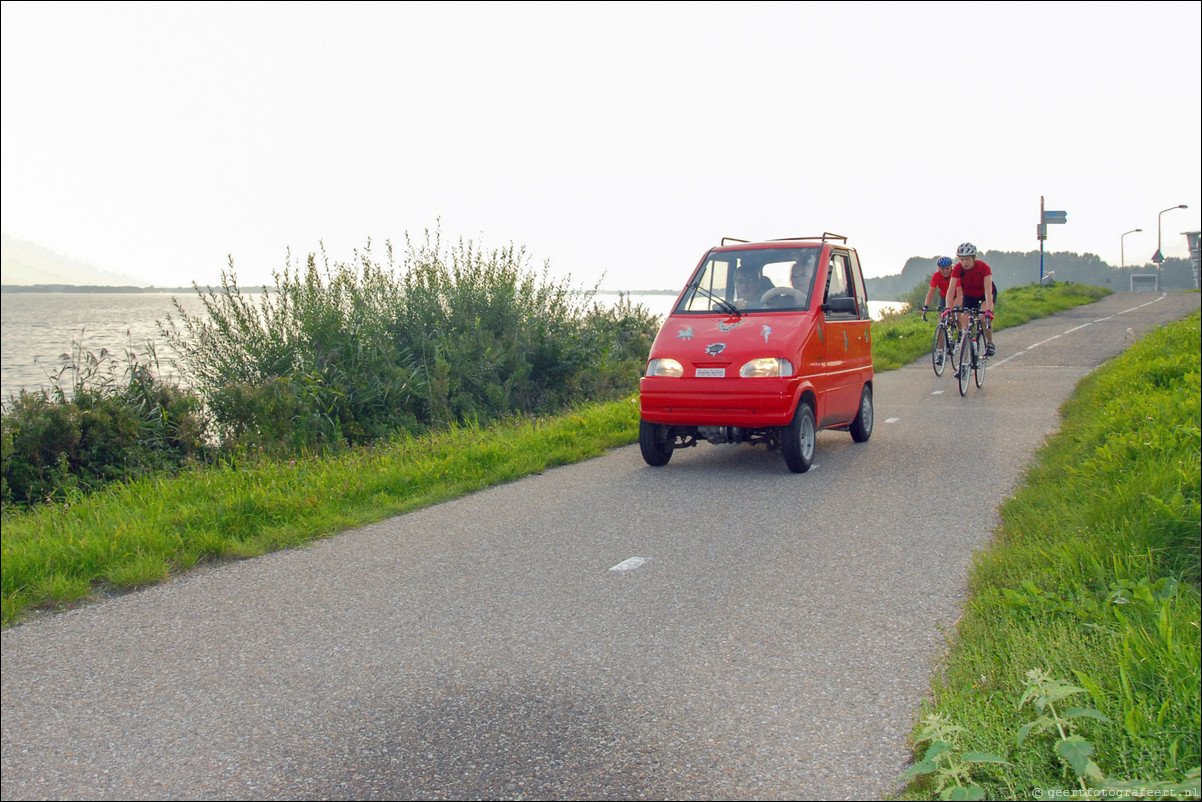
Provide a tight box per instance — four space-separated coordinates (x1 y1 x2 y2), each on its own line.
646 358 684 378
740 358 794 378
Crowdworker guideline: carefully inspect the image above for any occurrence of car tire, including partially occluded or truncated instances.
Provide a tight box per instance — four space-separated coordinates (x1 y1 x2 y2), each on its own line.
849 384 873 443
639 420 673 466
781 402 816 474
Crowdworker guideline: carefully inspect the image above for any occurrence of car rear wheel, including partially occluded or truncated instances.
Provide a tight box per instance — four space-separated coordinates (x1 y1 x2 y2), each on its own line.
781 402 816 473
849 384 873 443
639 420 674 466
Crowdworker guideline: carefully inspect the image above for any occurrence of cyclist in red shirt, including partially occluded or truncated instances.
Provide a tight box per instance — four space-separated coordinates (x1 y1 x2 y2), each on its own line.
945 242 996 357
920 256 962 318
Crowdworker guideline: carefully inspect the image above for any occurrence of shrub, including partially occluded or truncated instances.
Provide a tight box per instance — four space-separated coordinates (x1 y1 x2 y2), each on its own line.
1 343 212 509
160 230 661 453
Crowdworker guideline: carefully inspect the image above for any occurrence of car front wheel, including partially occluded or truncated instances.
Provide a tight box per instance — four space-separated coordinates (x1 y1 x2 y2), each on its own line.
781 402 816 473
639 420 674 466
849 384 873 443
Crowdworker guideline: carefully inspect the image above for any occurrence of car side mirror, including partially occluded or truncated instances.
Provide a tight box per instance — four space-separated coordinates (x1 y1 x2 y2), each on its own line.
821 296 858 315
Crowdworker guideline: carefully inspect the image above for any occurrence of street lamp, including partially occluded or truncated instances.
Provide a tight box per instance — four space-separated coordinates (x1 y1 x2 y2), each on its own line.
1121 228 1142 269
1157 205 1188 277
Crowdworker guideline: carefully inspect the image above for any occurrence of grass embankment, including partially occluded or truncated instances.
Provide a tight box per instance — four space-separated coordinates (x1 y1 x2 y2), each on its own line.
0 283 1114 627
0 401 640 626
898 311 1201 800
871 282 1111 371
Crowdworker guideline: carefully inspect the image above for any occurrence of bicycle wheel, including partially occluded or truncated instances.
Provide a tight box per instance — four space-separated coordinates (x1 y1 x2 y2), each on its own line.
956 327 972 396
931 324 948 377
974 326 987 388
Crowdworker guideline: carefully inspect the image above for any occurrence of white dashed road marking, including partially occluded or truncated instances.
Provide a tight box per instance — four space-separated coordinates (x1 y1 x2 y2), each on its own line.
989 293 1165 370
608 557 649 573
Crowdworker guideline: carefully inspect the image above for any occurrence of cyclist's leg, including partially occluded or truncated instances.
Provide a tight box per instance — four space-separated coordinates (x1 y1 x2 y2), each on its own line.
986 284 998 344
963 295 993 356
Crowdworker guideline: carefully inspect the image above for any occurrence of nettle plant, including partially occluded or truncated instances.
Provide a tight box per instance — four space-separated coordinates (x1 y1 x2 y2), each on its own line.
903 712 1008 800
1016 670 1202 797
1016 668 1110 790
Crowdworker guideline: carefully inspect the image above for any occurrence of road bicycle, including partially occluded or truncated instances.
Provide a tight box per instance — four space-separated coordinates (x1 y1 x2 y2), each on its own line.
952 307 992 396
923 307 960 378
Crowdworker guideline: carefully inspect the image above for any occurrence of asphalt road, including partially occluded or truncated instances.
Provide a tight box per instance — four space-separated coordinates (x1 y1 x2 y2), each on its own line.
2 291 1198 801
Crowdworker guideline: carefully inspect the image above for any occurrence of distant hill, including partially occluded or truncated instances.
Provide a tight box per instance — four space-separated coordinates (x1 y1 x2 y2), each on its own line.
1 231 150 287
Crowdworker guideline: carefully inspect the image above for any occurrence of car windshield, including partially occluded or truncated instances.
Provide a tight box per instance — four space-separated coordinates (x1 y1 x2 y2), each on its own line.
676 247 820 313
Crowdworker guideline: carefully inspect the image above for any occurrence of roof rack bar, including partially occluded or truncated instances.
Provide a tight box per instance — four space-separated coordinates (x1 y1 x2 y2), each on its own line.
720 233 848 246
768 232 848 243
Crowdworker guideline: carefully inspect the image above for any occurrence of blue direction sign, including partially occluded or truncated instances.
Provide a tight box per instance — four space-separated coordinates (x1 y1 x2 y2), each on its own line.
1042 210 1068 224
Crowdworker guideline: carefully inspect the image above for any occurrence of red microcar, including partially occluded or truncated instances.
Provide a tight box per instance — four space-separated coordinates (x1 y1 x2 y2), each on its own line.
638 233 874 473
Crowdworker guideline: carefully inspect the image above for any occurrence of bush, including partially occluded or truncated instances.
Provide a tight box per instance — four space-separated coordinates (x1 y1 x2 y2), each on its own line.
1 343 212 509
160 229 660 454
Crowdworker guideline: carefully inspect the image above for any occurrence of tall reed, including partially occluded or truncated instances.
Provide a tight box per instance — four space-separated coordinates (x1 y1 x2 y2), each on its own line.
160 229 660 454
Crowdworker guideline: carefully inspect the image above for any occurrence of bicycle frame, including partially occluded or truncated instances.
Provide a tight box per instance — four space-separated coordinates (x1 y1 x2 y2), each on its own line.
950 307 992 395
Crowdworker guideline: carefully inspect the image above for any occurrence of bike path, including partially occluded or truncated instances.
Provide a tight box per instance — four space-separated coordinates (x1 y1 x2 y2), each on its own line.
2 292 1197 801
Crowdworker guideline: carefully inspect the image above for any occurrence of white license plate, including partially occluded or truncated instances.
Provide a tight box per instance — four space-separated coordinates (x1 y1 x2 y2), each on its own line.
696 368 726 378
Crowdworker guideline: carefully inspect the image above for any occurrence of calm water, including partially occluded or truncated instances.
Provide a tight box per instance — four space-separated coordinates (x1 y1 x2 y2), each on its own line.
0 292 208 402
1 291 902 402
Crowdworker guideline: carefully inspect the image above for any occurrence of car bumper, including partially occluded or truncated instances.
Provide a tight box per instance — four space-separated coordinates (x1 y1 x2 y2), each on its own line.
639 377 799 427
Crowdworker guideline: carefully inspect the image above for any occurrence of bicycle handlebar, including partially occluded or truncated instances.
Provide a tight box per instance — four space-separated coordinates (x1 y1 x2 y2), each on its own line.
949 307 994 319
920 306 972 323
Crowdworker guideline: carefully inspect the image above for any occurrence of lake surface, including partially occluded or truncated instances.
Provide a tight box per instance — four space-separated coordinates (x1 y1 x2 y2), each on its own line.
1 291 904 402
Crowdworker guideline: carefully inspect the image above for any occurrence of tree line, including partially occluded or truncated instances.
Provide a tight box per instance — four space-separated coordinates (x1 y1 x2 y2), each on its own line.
866 251 1196 300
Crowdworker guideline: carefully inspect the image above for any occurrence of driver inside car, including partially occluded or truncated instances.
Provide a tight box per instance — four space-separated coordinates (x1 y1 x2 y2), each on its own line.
790 255 816 306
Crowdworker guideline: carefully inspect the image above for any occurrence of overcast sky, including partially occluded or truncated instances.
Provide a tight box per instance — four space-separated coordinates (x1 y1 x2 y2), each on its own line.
2 1 1200 291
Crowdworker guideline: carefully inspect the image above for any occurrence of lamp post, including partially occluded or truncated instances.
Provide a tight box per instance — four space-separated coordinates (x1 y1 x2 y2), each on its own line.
1121 228 1142 269
1157 205 1188 281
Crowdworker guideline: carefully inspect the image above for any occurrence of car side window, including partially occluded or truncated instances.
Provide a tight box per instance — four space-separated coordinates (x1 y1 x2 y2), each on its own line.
823 253 860 318
849 251 869 319
825 253 851 300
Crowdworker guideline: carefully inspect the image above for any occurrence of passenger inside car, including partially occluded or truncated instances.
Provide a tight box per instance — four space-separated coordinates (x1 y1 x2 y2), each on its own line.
735 265 774 309
791 254 817 303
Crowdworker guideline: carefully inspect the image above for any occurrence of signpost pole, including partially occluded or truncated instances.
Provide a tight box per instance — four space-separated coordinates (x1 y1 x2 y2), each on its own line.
1037 197 1067 284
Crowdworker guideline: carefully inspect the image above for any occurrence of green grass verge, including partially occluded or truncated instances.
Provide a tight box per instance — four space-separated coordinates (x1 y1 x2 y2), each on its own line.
871 282 1111 371
896 311 1201 800
0 283 1124 628
1 399 641 626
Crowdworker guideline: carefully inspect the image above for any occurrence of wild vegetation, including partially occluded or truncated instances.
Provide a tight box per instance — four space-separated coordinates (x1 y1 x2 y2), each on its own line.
1 231 659 509
160 232 658 452
0 342 208 508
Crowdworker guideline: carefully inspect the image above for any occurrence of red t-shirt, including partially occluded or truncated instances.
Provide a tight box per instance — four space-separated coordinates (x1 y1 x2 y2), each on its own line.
953 259 993 298
930 270 952 298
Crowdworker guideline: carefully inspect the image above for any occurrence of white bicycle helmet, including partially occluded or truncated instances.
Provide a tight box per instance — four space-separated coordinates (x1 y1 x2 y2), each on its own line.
956 242 977 258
